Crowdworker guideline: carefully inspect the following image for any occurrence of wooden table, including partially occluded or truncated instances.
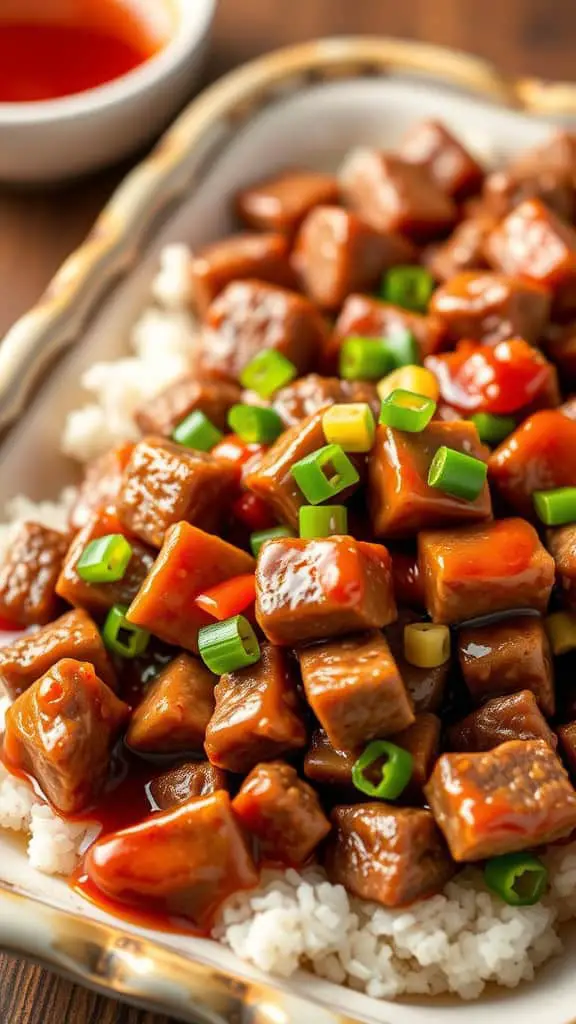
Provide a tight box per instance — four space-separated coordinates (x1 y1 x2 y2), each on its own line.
1 0 575 1019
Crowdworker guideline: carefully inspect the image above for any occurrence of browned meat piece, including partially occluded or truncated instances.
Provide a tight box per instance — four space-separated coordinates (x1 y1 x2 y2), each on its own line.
484 198 576 316
425 740 576 861
204 644 307 773
399 120 484 199
368 420 491 538
70 442 134 531
424 217 494 282
189 232 296 314
135 377 241 436
116 437 238 548
85 791 258 928
481 130 576 220
233 761 331 864
419 519 555 625
126 654 216 754
256 536 397 646
547 524 576 611
429 271 550 346
489 411 576 519
303 729 357 787
292 205 414 310
0 608 116 700
325 803 455 907
340 150 456 241
3 659 129 815
272 374 380 428
198 280 326 382
326 293 446 373
56 510 155 618
0 522 68 627
558 722 576 776
448 691 557 753
236 170 340 236
391 713 441 798
149 761 229 810
385 617 449 714
298 631 414 750
244 408 362 529
458 615 555 715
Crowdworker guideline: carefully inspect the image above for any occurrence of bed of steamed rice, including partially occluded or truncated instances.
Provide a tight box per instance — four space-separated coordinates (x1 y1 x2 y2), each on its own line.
0 242 575 1002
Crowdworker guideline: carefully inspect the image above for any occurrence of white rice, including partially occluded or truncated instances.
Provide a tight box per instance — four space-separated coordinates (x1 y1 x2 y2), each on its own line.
0 242 575 1001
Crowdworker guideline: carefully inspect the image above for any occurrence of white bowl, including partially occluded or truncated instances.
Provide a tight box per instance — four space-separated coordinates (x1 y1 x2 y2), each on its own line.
0 0 216 183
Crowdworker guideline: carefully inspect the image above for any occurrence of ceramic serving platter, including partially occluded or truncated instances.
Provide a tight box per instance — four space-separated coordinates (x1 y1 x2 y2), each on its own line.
1 37 576 1024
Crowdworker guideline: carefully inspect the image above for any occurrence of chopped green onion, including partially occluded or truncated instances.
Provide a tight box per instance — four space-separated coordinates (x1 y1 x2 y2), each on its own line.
352 740 413 800
299 505 348 539
228 403 284 444
470 412 516 445
383 326 420 368
339 337 394 381
172 410 223 451
250 526 295 557
380 265 435 313
534 487 576 526
103 605 150 659
484 852 548 906
291 444 359 504
240 350 297 398
428 446 487 501
198 614 260 674
379 388 436 432
76 534 133 583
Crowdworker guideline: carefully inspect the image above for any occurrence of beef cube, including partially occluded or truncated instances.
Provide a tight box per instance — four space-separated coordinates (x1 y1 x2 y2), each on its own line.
272 374 380 428
424 217 493 283
489 411 576 519
326 292 446 373
391 713 441 797
236 170 340 236
3 659 129 815
419 519 555 625
116 437 238 548
458 614 555 715
244 408 361 529
485 198 576 315
448 690 557 753
233 761 331 864
292 205 414 310
547 523 576 610
70 442 134 531
127 522 255 653
204 645 306 773
481 131 576 221
399 120 484 199
57 510 155 618
0 608 116 700
126 654 215 754
303 729 357 786
0 522 68 627
325 803 455 906
340 150 456 241
135 377 241 436
425 740 576 861
198 280 326 382
558 722 576 776
385 617 449 714
85 791 258 927
149 761 230 811
368 420 491 538
256 536 397 646
298 631 414 749
189 232 295 315
429 271 550 346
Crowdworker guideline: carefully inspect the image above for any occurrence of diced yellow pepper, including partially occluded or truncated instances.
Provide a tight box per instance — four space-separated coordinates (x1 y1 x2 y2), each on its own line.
404 622 450 669
322 403 376 453
545 611 576 656
377 365 439 404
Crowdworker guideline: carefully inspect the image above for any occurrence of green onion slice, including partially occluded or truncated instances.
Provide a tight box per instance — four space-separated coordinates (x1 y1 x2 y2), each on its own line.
339 337 394 381
172 410 223 451
382 326 420 369
291 444 360 504
352 740 413 800
77 534 133 583
102 605 150 659
428 446 487 501
379 388 436 432
380 265 434 313
484 852 548 906
228 403 284 444
470 411 516 446
534 487 576 527
250 526 295 557
299 504 348 539
240 350 297 398
198 614 261 674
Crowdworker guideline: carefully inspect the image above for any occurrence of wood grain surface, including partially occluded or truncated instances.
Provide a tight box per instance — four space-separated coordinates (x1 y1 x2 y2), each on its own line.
1 0 575 1020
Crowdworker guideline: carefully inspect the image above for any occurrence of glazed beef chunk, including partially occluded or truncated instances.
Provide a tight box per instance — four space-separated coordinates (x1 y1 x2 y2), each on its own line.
426 740 576 861
489 411 576 519
447 691 557 752
399 119 484 199
3 659 129 815
149 762 229 811
70 442 134 531
325 803 455 907
127 653 216 754
135 377 241 437
429 271 550 346
189 232 295 314
236 169 340 236
272 373 380 428
424 216 493 283
233 761 331 864
303 729 357 787
481 129 576 220
390 713 441 799
0 522 68 626
326 292 446 372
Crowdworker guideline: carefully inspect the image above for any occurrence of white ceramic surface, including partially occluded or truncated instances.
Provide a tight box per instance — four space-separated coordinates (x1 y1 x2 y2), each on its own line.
0 0 216 183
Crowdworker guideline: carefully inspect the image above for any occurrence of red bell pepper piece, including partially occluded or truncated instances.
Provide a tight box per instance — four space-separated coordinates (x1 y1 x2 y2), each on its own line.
231 492 277 532
195 574 257 620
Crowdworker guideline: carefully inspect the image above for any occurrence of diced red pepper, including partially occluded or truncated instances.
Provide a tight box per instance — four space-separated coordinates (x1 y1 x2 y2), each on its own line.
0 616 25 633
231 492 277 532
195 574 257 620
426 338 554 415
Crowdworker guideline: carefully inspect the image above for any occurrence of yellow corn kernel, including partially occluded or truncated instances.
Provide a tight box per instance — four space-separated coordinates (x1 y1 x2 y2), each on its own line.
545 611 576 656
377 365 439 404
322 403 376 453
404 622 450 669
